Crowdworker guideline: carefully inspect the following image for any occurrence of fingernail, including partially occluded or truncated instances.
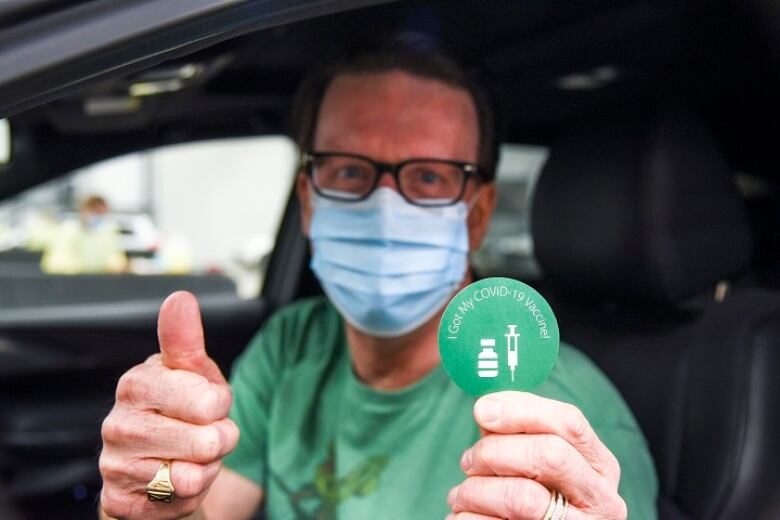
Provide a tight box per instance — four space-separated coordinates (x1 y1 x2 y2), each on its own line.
445 515 455 520
447 485 460 506
460 449 472 471
475 396 501 424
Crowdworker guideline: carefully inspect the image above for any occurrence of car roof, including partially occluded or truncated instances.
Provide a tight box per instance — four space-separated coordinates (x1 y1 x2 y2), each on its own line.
1 0 779 200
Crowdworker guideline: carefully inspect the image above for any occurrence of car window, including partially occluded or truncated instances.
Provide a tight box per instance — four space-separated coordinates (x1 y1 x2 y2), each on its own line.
472 143 549 281
0 136 297 298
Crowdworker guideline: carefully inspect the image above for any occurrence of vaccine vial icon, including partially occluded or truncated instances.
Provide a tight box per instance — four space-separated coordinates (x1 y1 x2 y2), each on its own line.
477 339 499 378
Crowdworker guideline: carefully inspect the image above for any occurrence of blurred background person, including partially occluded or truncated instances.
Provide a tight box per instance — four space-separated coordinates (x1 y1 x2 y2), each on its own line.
41 195 128 274
23 208 58 253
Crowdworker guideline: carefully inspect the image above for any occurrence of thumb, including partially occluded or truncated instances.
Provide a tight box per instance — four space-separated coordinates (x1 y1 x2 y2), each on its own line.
157 291 226 384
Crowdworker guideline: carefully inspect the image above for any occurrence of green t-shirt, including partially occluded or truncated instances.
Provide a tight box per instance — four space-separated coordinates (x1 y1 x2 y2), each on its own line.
224 297 658 519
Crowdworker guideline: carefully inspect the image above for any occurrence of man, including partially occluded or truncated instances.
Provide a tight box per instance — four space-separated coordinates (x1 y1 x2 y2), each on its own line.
99 44 657 520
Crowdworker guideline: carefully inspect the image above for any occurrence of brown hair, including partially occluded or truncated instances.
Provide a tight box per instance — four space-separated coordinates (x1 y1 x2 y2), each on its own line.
80 195 108 213
291 41 499 182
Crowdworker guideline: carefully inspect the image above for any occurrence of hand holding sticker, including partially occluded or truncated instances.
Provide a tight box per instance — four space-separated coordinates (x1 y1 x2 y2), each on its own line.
441 279 627 520
438 277 560 396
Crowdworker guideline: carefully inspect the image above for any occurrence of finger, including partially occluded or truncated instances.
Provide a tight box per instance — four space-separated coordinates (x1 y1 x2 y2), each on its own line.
102 411 239 464
117 359 232 424
448 478 589 520
448 506 588 520
474 392 620 485
446 513 501 520
158 291 225 384
448 476 550 519
462 433 615 513
101 480 210 520
100 455 221 499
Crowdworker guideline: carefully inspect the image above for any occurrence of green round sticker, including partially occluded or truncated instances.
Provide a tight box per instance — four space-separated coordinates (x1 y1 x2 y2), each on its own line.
438 277 560 396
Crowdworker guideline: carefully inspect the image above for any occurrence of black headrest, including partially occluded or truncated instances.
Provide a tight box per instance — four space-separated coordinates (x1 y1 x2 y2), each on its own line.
531 106 752 304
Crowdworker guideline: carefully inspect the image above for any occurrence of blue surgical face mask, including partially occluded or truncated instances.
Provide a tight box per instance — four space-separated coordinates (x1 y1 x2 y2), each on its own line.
85 215 106 230
309 187 471 338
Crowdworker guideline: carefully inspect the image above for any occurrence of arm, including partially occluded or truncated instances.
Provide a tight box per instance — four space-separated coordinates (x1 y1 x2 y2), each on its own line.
201 468 264 520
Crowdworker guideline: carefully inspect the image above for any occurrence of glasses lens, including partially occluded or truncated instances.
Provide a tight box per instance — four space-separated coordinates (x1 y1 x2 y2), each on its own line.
311 155 376 200
399 161 466 205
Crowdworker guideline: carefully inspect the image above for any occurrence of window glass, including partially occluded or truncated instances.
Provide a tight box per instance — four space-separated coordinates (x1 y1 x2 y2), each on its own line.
0 136 297 298
472 143 549 281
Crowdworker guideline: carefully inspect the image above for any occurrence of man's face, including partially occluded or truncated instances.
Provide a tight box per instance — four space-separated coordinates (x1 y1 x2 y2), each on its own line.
297 69 496 251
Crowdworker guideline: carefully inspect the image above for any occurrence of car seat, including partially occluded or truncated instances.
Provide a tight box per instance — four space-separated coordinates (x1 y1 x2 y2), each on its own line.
530 105 780 519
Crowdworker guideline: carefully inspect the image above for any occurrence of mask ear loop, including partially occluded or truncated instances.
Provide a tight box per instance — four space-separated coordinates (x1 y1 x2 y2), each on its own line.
465 186 482 214
462 185 485 281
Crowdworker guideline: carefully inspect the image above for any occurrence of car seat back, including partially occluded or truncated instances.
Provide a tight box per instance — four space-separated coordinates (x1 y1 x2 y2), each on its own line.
531 105 780 519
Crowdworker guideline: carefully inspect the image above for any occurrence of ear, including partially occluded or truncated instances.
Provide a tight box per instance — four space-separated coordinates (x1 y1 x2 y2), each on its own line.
467 183 497 251
296 173 313 236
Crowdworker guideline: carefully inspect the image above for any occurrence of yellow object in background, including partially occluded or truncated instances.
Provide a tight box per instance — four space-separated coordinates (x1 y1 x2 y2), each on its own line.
41 195 128 274
24 212 58 252
41 218 128 274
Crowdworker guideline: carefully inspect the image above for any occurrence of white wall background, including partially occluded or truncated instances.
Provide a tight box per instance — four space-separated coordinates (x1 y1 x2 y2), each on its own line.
149 137 296 271
68 135 297 274
73 153 149 213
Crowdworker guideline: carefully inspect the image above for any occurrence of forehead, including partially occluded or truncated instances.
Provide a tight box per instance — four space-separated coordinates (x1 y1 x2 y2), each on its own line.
313 70 479 162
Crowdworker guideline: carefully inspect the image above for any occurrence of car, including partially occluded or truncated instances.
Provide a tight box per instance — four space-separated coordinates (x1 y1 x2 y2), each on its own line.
0 1 779 519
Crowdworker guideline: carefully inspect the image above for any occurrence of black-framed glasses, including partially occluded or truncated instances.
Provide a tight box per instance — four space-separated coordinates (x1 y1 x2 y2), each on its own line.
301 151 483 207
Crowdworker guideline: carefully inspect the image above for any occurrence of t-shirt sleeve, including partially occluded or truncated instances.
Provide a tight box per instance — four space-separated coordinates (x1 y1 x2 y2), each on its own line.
222 314 285 487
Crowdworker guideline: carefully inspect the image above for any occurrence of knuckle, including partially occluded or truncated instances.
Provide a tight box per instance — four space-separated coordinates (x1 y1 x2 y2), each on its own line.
100 501 122 519
100 487 131 519
177 465 208 497
472 435 501 470
609 452 622 485
218 384 233 416
125 422 147 446
192 425 222 462
115 371 134 403
535 436 569 475
116 366 150 406
100 413 123 443
611 495 628 519
501 480 537 518
563 404 591 444
171 373 228 423
102 412 151 448
221 418 240 449
98 453 124 482
190 384 228 423
452 478 476 510
145 352 162 365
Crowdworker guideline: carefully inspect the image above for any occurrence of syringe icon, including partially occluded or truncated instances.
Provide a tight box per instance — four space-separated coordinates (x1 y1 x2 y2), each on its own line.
505 324 520 382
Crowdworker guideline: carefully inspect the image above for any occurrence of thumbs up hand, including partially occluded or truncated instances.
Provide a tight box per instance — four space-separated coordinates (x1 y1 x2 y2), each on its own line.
99 292 239 520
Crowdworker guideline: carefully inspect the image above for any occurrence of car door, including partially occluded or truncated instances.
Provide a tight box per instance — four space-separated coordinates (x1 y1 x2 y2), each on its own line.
0 137 312 519
0 1 391 517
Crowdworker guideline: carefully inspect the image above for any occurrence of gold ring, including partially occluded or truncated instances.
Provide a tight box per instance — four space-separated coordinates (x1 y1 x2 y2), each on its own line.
543 489 557 520
543 490 568 520
552 490 568 520
146 460 175 503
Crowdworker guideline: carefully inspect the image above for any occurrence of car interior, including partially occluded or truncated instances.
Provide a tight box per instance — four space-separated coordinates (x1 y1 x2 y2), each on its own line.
1 1 779 519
